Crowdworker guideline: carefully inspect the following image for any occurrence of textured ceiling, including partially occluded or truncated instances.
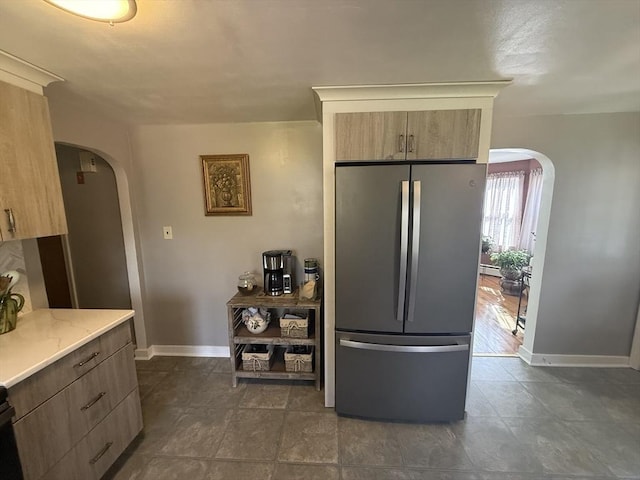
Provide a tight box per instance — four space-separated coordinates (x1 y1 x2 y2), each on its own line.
0 0 638 125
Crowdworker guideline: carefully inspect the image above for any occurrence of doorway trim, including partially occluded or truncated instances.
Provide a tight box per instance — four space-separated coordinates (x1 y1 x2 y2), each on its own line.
56 142 148 351
488 148 555 363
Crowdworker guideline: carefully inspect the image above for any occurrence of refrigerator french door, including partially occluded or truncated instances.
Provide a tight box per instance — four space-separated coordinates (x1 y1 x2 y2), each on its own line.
335 162 486 422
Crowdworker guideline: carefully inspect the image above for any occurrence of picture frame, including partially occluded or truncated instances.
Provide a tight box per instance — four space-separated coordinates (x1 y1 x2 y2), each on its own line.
201 154 252 216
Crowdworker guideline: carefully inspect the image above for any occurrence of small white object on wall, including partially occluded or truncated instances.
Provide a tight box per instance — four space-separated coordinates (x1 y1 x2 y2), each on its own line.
79 151 98 173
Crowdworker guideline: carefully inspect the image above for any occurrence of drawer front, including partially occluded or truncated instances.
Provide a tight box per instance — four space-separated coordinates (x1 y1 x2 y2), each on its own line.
335 332 470 422
43 389 143 480
67 343 137 444
9 321 132 419
14 343 137 480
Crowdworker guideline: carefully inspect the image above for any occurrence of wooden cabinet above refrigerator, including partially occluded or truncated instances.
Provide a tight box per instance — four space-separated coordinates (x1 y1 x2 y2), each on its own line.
0 79 67 240
334 109 481 162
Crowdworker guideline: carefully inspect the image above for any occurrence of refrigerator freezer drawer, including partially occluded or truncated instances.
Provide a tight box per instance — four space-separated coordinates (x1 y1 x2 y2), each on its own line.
335 332 470 422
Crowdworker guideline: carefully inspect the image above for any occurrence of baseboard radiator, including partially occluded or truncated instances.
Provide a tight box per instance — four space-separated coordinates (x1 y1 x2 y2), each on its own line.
479 264 501 277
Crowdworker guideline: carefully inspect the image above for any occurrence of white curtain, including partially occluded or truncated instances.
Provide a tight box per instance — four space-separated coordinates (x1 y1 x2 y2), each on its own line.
519 168 543 253
482 171 525 251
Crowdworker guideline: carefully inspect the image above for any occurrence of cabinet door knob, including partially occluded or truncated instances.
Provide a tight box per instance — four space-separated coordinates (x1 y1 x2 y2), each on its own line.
4 208 16 234
398 134 405 153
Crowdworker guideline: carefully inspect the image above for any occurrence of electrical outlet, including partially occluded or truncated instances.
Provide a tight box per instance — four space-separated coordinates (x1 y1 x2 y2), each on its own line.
163 226 173 239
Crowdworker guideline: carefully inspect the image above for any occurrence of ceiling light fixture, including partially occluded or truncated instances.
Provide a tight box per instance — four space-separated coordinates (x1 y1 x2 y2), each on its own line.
44 0 137 24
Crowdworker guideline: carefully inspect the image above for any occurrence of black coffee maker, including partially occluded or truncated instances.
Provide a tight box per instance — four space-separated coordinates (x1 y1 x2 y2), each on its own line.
262 250 284 296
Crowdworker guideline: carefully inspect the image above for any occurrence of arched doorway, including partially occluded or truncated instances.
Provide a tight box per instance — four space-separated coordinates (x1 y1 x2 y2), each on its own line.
41 144 131 308
473 148 555 361
38 143 148 350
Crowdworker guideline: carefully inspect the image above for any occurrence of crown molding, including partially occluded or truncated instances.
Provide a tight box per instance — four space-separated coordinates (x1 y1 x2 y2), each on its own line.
312 81 511 104
0 50 64 94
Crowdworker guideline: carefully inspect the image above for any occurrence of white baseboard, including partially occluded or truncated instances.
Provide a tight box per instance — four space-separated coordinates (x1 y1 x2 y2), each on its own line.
134 348 153 360
519 349 630 368
518 345 533 364
134 345 230 360
479 264 501 277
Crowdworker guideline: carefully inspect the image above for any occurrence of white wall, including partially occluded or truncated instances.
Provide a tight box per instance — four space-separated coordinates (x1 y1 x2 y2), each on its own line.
130 121 323 347
491 112 640 357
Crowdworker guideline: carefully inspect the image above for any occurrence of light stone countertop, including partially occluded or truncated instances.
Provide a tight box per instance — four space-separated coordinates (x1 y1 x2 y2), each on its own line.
0 308 134 388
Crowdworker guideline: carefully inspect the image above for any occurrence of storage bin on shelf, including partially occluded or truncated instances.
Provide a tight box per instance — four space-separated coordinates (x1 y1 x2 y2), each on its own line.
279 310 309 338
284 346 314 373
241 344 274 371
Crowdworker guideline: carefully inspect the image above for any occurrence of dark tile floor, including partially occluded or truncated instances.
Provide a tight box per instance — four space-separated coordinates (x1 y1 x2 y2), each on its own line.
104 356 640 480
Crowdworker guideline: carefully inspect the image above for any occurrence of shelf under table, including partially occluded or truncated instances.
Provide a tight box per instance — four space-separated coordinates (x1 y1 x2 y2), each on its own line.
233 323 315 345
236 348 315 381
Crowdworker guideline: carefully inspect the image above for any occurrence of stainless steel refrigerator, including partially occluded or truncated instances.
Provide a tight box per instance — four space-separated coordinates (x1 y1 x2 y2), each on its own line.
335 162 486 422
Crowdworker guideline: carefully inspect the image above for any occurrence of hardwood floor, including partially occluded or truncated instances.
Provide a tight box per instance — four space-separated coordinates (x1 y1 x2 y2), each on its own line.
473 274 525 355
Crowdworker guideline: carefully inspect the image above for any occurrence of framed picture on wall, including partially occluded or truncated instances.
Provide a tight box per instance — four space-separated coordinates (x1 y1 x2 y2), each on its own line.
201 154 252 216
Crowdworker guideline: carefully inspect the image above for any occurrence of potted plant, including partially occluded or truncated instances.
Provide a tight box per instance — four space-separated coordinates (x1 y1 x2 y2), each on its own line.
480 235 494 265
481 235 494 254
0 270 25 334
490 249 530 295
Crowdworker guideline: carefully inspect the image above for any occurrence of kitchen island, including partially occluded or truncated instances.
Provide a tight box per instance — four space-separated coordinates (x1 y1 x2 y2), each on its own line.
0 309 142 480
0 309 134 387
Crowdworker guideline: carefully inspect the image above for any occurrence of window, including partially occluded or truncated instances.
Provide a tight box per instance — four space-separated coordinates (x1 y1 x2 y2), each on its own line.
482 171 525 251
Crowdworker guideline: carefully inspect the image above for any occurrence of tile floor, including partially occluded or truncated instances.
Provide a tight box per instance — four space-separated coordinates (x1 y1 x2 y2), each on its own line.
104 356 640 480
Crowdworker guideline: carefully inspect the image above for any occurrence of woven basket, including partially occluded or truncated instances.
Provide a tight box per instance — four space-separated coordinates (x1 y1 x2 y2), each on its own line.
280 311 309 338
241 344 274 371
284 346 313 373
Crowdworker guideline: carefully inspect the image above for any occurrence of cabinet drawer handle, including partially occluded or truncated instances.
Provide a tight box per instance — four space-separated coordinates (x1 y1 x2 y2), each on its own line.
89 442 113 465
74 351 100 368
4 208 16 234
81 391 107 411
408 134 415 153
398 134 405 153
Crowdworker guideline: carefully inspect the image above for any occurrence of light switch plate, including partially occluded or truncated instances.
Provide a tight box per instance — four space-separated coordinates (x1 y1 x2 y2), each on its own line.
163 226 173 239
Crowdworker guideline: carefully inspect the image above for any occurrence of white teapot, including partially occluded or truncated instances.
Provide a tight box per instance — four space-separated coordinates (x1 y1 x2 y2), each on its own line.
242 307 270 334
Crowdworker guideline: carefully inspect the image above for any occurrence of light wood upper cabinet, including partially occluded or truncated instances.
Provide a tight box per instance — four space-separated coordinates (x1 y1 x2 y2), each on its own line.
0 80 67 240
335 109 481 162
406 109 480 160
335 111 408 161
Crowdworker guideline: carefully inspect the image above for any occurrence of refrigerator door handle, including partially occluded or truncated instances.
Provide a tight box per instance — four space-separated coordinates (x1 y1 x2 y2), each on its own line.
397 180 410 322
407 180 421 322
339 339 469 353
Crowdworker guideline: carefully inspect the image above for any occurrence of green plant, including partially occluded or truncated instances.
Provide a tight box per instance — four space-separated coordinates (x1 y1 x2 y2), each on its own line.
490 249 530 276
481 235 494 254
0 270 24 334
0 270 19 305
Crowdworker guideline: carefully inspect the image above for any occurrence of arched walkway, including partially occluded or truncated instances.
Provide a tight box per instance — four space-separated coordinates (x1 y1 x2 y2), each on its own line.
55 142 147 350
487 148 556 362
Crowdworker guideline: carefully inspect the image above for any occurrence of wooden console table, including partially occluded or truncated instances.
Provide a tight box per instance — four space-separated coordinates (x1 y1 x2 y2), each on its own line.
226 290 322 390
